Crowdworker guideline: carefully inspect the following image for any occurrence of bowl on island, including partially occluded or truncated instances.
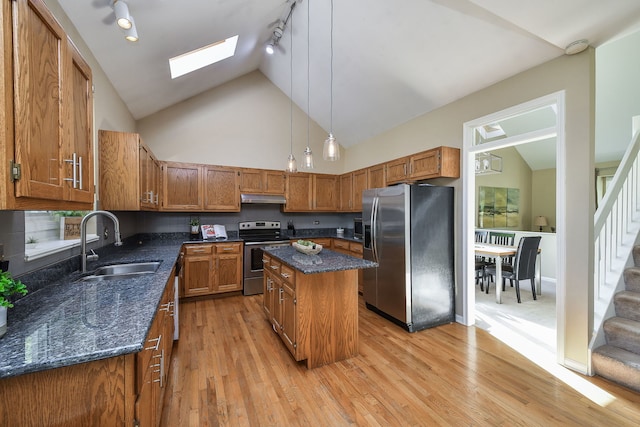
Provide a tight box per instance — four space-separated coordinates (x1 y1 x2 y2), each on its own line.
292 240 323 255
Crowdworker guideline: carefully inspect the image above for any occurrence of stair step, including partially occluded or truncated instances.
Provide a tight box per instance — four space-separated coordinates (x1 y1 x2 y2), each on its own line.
614 291 640 322
592 345 640 392
623 267 640 292
603 317 640 354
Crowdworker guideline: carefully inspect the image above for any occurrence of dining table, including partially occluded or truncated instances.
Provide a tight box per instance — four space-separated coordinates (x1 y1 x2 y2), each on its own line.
474 243 542 304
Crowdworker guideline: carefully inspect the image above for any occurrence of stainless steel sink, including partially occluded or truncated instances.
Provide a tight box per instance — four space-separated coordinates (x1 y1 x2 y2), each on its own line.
78 262 161 282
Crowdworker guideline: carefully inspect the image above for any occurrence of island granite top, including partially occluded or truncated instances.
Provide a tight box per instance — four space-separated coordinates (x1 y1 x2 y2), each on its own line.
263 245 377 274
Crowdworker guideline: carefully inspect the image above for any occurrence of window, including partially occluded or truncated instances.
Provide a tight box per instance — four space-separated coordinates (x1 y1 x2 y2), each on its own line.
24 211 97 261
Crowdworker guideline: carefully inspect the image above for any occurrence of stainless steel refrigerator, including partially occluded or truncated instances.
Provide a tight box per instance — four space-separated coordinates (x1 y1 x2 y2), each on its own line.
363 184 454 332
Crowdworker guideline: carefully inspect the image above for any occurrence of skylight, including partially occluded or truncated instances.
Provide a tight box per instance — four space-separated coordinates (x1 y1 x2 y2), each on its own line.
169 35 239 79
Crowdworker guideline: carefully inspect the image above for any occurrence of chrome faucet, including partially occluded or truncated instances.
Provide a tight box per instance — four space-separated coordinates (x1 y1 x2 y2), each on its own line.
81 210 123 273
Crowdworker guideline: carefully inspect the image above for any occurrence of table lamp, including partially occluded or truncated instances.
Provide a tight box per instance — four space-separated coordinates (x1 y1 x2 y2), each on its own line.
534 216 548 232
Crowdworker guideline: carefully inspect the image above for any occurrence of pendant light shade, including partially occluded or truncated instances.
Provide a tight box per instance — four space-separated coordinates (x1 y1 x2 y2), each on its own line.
323 133 340 161
303 146 314 169
324 0 340 161
287 153 298 172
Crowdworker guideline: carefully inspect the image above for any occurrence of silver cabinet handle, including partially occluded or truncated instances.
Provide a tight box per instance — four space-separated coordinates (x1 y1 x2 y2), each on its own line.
78 156 83 190
270 265 278 270
281 272 290 279
222 247 233 251
64 153 78 188
146 334 162 351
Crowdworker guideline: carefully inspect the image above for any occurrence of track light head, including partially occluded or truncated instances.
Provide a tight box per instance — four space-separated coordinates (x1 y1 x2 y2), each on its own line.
114 1 132 30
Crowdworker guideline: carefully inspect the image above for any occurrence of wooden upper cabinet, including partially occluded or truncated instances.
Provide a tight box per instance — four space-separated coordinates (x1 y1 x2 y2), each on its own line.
12 0 67 202
313 174 339 211
240 168 285 195
386 147 460 184
66 40 94 204
99 130 141 210
339 169 367 212
352 169 367 212
385 157 410 185
139 142 160 210
161 162 203 211
1 0 94 210
409 146 460 180
339 173 352 211
284 173 312 212
367 164 386 189
203 166 240 211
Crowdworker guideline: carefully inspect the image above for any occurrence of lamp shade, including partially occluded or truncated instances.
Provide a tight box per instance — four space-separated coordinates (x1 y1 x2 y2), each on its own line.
534 216 548 231
323 133 340 161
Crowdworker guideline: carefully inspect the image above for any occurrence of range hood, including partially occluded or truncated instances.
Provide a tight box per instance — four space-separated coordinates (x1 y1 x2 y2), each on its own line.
241 193 287 204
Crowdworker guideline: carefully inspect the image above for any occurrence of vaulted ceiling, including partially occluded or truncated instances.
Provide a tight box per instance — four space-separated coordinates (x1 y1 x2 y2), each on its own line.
59 0 640 150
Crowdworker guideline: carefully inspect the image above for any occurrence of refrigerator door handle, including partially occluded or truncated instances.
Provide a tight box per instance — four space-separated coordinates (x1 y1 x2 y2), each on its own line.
371 196 379 263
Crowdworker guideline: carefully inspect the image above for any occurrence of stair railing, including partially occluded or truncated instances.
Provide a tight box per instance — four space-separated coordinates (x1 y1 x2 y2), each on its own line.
590 129 640 366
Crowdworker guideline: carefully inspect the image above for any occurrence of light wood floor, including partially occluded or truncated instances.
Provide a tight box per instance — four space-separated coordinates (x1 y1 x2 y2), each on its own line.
160 294 640 426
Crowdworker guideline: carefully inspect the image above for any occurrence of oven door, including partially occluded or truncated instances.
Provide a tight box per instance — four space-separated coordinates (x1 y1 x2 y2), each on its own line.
243 241 289 295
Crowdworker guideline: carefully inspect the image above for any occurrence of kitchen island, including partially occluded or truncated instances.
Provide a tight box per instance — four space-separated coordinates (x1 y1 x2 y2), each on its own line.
262 246 377 369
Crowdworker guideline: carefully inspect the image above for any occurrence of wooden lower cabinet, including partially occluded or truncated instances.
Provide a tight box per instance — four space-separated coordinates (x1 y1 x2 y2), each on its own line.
263 254 359 369
181 242 243 298
0 269 177 427
332 239 364 293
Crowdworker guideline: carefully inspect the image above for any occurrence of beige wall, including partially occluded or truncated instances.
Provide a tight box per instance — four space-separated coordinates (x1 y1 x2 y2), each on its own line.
346 50 595 369
137 71 344 174
532 169 557 231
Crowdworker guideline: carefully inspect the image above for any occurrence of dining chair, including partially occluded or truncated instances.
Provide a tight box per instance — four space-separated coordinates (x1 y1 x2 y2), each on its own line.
485 236 541 303
485 231 516 286
475 230 489 290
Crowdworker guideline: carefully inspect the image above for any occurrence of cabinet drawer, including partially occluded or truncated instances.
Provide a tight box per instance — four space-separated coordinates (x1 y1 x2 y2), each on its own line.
280 264 295 285
349 242 363 255
332 239 350 251
214 242 242 254
184 244 213 255
267 258 281 275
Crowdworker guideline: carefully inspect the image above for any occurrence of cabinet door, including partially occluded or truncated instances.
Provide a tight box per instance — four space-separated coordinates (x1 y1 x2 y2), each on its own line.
284 173 312 211
352 169 367 212
264 170 286 194
139 143 159 210
183 254 212 297
409 149 440 179
162 162 203 211
98 130 140 210
213 243 242 293
204 166 240 211
66 40 94 204
339 173 352 211
13 0 67 201
280 281 297 356
239 168 263 193
385 157 409 185
271 274 283 331
367 164 385 189
313 174 338 211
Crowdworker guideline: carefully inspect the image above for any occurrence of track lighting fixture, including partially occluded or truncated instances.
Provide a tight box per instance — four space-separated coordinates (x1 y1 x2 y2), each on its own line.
266 2 296 55
114 0 132 30
113 0 139 42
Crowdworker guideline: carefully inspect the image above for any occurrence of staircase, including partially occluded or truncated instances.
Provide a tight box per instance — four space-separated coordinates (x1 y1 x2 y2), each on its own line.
592 246 640 392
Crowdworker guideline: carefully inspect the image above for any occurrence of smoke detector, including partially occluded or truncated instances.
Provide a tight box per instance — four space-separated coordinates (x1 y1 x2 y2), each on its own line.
565 39 589 55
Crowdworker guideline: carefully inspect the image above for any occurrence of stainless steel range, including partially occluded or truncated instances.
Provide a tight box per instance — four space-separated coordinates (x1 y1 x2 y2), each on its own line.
240 221 290 295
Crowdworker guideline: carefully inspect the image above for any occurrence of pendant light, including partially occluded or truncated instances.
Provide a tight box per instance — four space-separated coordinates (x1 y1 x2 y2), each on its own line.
285 6 297 173
302 0 314 170
323 0 340 161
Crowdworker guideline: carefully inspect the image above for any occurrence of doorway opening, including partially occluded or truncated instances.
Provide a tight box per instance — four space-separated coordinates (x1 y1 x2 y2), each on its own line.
462 91 566 365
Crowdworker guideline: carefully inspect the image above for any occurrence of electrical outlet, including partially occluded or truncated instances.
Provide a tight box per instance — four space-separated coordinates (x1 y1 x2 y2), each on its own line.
313 220 320 225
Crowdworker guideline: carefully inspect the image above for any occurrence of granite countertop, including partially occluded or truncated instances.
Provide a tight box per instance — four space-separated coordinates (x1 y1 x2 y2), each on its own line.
0 238 184 379
263 246 377 275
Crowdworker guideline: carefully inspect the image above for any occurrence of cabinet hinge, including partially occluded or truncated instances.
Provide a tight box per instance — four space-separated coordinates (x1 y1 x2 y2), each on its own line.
293 342 297 349
10 161 21 182
293 298 297 305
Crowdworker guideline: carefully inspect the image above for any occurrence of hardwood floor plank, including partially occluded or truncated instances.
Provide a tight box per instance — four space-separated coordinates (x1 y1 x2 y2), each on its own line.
161 294 640 426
